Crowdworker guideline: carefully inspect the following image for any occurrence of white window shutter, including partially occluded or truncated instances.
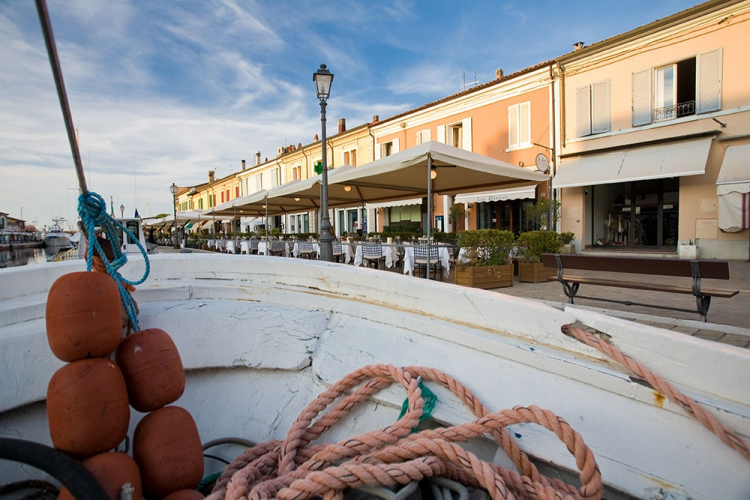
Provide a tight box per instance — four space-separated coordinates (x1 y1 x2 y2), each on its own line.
519 103 530 146
375 142 381 160
424 129 431 142
697 47 722 114
436 125 446 143
632 69 652 126
416 131 422 145
576 85 592 137
592 81 610 134
508 105 519 148
392 138 400 153
461 118 472 151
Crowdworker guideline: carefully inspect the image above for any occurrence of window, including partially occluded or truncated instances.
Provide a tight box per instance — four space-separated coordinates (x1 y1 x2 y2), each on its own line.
416 129 431 145
382 141 393 157
508 102 531 149
221 191 225 203
255 175 262 192
292 166 302 180
198 198 203 209
577 81 610 137
236 186 240 198
343 149 357 166
448 123 462 149
633 48 721 126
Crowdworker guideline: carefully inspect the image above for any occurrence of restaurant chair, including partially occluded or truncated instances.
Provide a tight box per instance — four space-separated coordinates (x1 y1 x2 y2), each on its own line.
362 244 385 270
414 245 442 280
298 241 315 259
332 242 344 263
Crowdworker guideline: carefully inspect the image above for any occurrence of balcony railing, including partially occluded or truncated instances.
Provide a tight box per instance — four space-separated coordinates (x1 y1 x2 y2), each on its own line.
654 100 695 122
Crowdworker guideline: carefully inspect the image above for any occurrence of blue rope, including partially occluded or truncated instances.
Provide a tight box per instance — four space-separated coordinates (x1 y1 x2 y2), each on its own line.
78 192 150 332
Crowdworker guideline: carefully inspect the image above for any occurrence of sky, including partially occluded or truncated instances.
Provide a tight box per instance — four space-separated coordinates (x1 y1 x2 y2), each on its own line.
1 0 700 230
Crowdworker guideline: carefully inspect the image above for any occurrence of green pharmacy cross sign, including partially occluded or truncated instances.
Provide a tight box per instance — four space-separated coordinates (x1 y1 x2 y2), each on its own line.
314 161 323 175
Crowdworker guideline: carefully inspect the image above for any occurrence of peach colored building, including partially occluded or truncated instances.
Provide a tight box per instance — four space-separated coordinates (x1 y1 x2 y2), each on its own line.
553 0 750 258
370 63 555 234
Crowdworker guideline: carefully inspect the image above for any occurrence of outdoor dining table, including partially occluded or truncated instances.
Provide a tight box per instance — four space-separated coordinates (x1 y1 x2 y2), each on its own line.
352 243 399 268
258 240 290 257
215 240 227 252
292 241 320 258
340 242 354 264
403 245 451 277
226 239 238 254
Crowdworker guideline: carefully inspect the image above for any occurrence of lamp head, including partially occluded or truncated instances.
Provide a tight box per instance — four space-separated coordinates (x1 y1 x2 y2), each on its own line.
313 64 334 101
344 185 352 192
430 170 437 180
169 183 178 196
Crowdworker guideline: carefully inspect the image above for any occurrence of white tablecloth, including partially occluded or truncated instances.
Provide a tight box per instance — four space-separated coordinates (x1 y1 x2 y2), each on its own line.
403 246 451 277
240 241 250 254
226 240 237 254
340 243 353 264
353 244 398 268
258 241 290 257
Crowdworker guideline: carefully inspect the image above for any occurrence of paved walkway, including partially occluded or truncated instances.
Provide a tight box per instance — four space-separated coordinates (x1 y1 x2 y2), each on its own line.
482 259 750 350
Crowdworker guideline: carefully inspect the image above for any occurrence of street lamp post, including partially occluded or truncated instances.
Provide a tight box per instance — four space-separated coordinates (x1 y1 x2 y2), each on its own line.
313 64 334 262
120 204 125 218
169 183 179 249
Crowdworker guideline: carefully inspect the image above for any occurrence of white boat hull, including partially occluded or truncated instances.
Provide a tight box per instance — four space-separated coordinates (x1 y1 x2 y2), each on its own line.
1 254 749 499
43 235 72 249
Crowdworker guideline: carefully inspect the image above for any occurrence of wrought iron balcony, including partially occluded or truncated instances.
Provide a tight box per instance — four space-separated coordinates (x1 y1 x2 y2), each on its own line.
654 100 696 121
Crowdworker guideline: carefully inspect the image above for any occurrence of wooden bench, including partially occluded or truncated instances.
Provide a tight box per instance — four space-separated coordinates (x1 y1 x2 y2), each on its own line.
541 253 739 322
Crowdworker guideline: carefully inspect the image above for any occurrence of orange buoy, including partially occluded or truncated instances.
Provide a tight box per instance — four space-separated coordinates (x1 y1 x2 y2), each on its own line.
46 271 122 362
58 452 142 500
163 490 205 500
47 358 130 459
133 406 203 499
116 328 185 412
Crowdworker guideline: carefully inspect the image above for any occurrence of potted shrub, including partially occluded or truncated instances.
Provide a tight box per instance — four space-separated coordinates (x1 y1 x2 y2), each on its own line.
516 230 563 283
455 229 515 289
559 231 576 254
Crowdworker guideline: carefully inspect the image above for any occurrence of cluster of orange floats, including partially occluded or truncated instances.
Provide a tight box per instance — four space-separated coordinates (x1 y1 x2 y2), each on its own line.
45 271 205 499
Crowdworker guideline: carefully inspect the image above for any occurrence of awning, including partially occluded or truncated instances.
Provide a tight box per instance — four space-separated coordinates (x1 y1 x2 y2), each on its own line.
454 186 536 205
553 137 714 189
716 144 750 195
366 198 423 210
201 220 214 230
716 144 750 232
185 223 194 229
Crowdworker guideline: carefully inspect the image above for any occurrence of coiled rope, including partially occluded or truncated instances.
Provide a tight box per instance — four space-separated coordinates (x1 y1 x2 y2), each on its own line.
208 325 750 500
208 364 602 500
78 191 149 331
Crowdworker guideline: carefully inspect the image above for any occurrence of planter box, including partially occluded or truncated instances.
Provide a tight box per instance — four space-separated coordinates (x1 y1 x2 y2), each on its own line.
518 261 557 283
455 264 513 289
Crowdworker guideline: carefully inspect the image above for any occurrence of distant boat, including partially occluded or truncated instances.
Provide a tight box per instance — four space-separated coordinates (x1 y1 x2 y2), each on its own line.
43 219 73 250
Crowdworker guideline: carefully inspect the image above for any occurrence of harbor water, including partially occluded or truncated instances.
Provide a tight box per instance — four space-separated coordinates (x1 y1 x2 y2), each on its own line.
0 247 65 269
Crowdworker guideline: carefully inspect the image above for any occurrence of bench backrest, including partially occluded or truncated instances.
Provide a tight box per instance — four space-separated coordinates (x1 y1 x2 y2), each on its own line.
541 253 730 280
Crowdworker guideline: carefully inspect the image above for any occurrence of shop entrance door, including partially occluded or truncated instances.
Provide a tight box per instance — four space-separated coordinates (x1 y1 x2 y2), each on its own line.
590 178 678 249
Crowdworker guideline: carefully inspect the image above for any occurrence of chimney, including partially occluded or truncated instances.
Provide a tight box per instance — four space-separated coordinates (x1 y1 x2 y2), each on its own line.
241 159 246 171
255 151 261 166
372 115 379 123
573 42 585 51
297 143 302 149
314 133 319 141
495 68 504 79
208 170 215 183
338 118 346 134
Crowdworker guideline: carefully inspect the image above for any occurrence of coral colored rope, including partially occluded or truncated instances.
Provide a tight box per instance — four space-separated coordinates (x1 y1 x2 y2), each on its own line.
561 323 750 463
208 364 602 500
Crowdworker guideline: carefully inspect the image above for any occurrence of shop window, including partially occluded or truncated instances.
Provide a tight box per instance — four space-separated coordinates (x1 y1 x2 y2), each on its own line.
576 81 610 137
508 102 531 150
632 48 721 126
